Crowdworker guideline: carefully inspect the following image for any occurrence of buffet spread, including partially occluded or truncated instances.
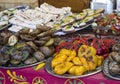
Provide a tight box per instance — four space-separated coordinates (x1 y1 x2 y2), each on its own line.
0 3 120 84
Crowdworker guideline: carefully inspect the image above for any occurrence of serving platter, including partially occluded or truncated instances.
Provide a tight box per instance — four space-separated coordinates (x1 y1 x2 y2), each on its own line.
102 57 120 80
54 23 92 36
45 57 101 78
0 60 46 69
0 24 12 31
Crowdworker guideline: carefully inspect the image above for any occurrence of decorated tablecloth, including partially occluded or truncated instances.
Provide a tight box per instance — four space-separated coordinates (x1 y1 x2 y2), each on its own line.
0 63 120 84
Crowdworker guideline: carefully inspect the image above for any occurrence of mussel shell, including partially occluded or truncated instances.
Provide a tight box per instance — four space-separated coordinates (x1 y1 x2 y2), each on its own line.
109 52 118 61
0 54 9 65
26 41 38 51
0 38 4 45
0 32 12 38
109 52 120 63
22 51 30 61
10 59 21 65
15 43 27 50
11 51 22 61
37 30 53 38
20 34 35 41
0 45 12 54
109 61 120 75
19 28 30 34
39 46 53 58
112 44 120 52
39 36 51 41
34 51 45 61
34 40 46 47
30 28 41 36
21 46 34 54
24 57 37 65
36 25 50 32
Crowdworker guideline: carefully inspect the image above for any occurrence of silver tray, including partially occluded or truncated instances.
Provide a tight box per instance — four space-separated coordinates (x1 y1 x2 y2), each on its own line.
45 57 101 78
102 57 120 80
0 24 12 31
54 24 92 36
0 60 46 69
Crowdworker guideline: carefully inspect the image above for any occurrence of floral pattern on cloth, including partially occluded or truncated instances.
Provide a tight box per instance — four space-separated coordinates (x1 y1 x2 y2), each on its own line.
7 70 29 84
64 79 85 84
32 76 47 84
0 71 5 84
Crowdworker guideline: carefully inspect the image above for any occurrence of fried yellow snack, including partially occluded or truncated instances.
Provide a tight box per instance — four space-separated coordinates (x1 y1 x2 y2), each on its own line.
68 66 86 75
79 56 90 71
72 57 82 66
66 50 76 61
97 55 104 67
51 54 67 68
54 62 73 75
59 49 71 56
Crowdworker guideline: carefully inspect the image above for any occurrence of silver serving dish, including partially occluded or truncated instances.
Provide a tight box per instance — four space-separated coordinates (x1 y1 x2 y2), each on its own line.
0 24 12 31
102 57 120 80
54 24 92 36
0 60 46 69
45 57 101 78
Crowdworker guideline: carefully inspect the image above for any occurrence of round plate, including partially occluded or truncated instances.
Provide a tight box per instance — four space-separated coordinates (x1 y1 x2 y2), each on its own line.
102 57 120 80
45 57 101 78
0 60 46 69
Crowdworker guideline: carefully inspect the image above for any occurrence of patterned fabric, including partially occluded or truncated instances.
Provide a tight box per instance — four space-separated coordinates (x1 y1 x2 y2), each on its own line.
0 65 119 84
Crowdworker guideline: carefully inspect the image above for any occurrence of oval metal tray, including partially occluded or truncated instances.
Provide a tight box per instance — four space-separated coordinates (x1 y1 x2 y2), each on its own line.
0 24 12 31
54 24 92 36
102 57 120 80
0 60 46 69
45 57 101 78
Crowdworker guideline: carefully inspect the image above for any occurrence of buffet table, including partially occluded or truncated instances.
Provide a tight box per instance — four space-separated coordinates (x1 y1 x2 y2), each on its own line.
0 3 120 84
0 65 120 84
0 27 120 84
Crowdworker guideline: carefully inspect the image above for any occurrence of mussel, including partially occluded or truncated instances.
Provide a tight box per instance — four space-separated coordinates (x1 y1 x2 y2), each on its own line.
19 28 30 34
36 25 50 32
112 43 120 52
21 51 30 61
37 30 53 38
30 28 41 36
39 36 51 41
26 41 38 51
34 51 45 61
11 51 22 61
0 53 9 65
24 57 37 65
109 61 120 75
34 40 46 46
39 46 54 58
109 52 120 63
20 34 35 41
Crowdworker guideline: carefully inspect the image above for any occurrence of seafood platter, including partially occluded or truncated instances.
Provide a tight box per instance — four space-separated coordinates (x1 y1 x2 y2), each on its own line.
0 3 120 80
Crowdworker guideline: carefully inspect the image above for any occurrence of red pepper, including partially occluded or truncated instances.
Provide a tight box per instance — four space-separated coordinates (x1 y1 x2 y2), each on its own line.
55 42 73 52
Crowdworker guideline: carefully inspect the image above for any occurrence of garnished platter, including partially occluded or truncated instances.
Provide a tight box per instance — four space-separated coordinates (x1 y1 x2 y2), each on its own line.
45 57 101 78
